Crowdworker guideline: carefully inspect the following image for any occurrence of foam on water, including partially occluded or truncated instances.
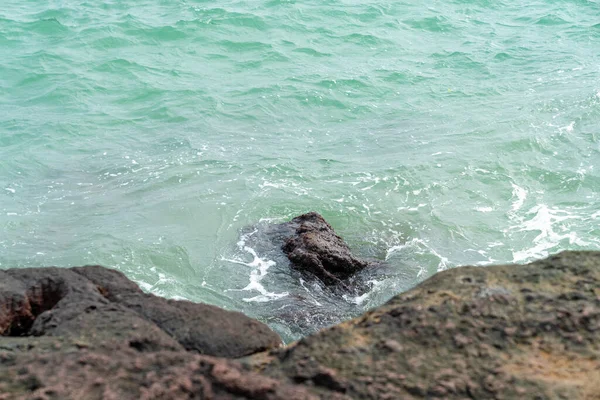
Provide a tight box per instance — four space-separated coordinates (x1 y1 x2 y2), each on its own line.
385 237 450 276
509 204 593 263
510 184 527 213
298 278 323 307
343 279 383 306
223 229 289 303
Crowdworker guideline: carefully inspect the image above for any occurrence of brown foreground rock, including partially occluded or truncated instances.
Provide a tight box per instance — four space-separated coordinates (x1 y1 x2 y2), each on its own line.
0 339 317 400
0 265 304 399
248 251 600 399
1 251 600 399
0 266 281 358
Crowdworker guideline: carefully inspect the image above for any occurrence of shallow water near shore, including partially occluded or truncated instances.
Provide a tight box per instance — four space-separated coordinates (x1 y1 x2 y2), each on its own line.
1 0 600 341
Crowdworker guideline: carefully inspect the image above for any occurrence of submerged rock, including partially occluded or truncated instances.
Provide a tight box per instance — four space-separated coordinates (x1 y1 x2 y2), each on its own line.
247 251 600 399
278 212 371 287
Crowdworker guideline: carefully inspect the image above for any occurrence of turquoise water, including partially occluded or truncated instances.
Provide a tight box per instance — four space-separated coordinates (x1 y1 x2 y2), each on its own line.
1 0 599 341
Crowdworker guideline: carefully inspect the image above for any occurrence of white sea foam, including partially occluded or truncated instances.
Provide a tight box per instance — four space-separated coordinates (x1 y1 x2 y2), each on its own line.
510 183 527 212
343 279 382 305
465 249 497 265
258 217 281 223
509 204 590 263
258 179 308 196
558 121 575 133
430 246 450 272
385 237 450 273
223 229 288 302
397 203 427 212
135 280 153 292
144 273 178 297
385 244 407 260
344 291 370 305
298 278 322 306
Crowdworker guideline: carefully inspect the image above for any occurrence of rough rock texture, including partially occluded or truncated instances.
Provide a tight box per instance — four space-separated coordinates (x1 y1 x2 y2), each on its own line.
0 266 281 358
2 251 600 399
0 339 317 400
280 212 370 287
248 251 600 399
0 266 299 399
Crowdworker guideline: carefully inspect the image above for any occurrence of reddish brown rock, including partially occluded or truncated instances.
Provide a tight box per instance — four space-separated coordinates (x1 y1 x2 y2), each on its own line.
3 251 600 399
0 339 317 400
0 265 313 400
248 251 600 399
73 266 280 357
0 266 281 358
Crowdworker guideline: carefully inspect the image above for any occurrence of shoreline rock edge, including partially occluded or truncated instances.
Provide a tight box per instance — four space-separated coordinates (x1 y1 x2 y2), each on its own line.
0 251 598 399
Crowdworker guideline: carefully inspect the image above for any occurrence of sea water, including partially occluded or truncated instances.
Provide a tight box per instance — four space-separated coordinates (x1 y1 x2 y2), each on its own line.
1 0 599 341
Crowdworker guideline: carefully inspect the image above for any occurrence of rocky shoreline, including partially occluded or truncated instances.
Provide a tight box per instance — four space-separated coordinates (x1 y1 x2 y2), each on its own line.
1 215 599 399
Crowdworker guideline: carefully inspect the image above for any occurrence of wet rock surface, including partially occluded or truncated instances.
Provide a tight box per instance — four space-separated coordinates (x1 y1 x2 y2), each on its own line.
274 212 372 287
227 213 397 340
2 251 600 399
247 251 600 399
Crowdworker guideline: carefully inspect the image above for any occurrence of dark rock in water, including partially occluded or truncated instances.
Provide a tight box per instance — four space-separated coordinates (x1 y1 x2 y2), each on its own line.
279 212 371 287
0 266 281 358
227 213 391 340
247 251 600 399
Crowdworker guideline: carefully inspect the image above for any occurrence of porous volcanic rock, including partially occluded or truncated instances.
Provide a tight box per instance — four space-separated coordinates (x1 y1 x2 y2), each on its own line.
0 339 319 400
247 251 600 399
279 212 371 287
3 251 600 399
0 266 281 358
